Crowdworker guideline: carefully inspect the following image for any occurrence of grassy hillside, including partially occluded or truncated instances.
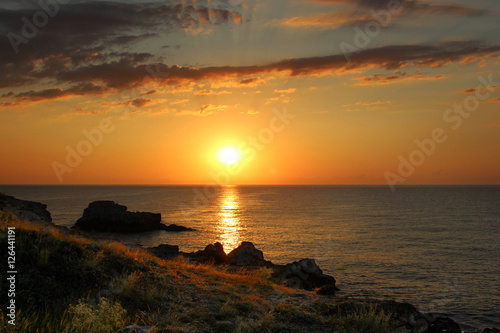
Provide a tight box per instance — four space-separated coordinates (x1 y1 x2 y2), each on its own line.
0 211 441 333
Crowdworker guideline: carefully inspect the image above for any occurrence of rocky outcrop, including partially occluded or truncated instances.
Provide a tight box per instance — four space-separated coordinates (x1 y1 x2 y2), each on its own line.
427 316 462 333
149 241 337 295
74 201 194 233
149 244 179 258
481 329 500 333
227 241 272 266
272 258 338 294
0 193 52 224
189 242 228 264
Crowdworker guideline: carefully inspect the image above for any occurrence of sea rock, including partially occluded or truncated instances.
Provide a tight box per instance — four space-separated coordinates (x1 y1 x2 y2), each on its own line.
192 242 228 264
74 201 194 233
480 329 500 333
227 241 267 266
0 193 52 224
273 258 338 293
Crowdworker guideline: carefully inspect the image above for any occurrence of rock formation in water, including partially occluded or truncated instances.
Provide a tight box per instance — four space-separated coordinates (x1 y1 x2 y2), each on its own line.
74 201 195 233
272 258 339 294
149 241 338 294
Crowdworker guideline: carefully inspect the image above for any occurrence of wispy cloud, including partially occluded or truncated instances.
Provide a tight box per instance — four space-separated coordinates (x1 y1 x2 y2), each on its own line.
284 0 487 29
1 38 499 108
462 86 498 94
355 71 446 85
356 100 391 106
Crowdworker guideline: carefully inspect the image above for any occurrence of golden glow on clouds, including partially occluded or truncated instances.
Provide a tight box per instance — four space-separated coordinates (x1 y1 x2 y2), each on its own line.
0 1 500 184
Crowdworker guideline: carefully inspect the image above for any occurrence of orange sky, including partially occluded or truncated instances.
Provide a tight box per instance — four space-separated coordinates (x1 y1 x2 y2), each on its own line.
0 0 499 185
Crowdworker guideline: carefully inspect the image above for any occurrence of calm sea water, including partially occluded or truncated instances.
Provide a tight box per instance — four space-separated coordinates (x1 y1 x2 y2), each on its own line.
1 185 499 330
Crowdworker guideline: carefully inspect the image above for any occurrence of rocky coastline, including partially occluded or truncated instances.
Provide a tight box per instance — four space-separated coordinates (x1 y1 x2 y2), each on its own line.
1 192 498 333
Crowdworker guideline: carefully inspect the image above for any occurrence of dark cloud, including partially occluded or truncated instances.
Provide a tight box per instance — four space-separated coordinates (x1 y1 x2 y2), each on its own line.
120 98 153 108
309 0 486 15
0 1 242 88
240 77 259 85
2 39 499 106
462 85 497 94
296 0 487 29
11 83 108 102
355 71 446 85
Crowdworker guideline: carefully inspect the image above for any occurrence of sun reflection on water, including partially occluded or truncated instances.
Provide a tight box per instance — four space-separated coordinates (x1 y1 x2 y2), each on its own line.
217 186 241 253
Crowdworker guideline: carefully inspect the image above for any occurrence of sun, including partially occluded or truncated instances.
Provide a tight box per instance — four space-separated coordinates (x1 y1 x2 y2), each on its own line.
218 147 241 165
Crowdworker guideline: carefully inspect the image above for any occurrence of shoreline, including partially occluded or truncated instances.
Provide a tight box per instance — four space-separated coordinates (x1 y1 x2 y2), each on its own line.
1 192 499 332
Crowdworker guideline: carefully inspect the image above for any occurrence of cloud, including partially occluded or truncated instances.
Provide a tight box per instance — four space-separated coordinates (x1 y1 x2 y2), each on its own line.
170 99 189 105
286 0 486 29
355 100 391 106
6 83 107 104
355 71 446 85
61 41 497 87
0 0 242 88
281 10 372 29
274 88 297 94
240 77 260 85
120 98 153 108
177 104 229 116
308 0 485 15
461 86 497 94
245 108 260 115
194 89 232 96
2 40 499 107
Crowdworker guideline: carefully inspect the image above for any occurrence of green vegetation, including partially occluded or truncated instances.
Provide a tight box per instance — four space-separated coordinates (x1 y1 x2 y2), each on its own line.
0 211 402 332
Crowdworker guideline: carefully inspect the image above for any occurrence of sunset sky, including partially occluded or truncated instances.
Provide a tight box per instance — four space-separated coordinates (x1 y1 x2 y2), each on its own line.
1 0 499 185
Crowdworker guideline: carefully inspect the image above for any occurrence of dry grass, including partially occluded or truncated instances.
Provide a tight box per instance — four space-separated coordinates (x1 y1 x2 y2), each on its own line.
0 212 398 333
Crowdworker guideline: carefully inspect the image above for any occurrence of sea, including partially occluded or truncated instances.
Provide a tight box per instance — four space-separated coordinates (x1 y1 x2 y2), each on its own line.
1 185 498 331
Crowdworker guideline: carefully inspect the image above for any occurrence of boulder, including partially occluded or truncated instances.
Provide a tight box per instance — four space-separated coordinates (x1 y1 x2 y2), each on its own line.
427 316 461 333
149 244 179 258
227 241 268 266
482 329 500 333
0 193 52 224
273 258 338 293
190 242 228 264
74 201 194 233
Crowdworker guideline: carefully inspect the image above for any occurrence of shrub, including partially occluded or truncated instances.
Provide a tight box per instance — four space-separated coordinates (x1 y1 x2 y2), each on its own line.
66 297 127 333
332 303 392 333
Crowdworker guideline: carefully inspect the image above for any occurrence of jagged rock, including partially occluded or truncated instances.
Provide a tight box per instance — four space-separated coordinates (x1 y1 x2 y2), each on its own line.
162 223 195 232
149 244 179 258
482 329 500 333
227 241 269 266
73 201 194 233
119 325 151 333
0 193 52 224
192 242 228 264
272 258 338 293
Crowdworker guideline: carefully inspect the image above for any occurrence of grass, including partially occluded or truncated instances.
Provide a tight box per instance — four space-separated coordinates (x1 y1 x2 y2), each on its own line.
0 211 419 332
